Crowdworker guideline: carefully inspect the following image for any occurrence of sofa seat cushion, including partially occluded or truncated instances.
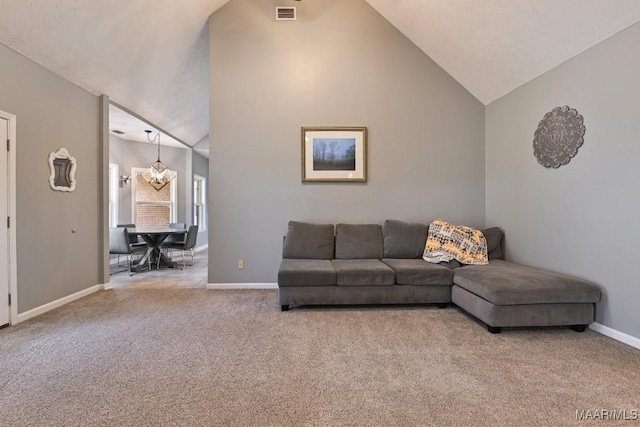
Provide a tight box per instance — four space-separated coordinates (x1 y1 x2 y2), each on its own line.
331 259 395 286
278 259 336 287
382 259 453 286
453 259 601 305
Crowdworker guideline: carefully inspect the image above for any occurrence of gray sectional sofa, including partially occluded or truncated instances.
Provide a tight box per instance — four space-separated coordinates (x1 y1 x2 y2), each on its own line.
277 220 601 333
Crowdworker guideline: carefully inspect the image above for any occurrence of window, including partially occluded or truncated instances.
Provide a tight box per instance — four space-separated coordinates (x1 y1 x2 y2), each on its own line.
194 175 206 231
131 167 177 227
108 163 119 227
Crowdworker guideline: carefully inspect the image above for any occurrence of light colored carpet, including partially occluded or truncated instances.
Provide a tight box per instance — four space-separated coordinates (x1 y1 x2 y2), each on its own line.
1 289 639 426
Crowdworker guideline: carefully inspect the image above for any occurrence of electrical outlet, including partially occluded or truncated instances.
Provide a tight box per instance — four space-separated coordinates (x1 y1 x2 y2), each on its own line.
238 260 244 270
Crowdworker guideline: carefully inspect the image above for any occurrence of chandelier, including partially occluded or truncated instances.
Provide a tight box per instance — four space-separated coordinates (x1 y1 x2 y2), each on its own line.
142 130 176 191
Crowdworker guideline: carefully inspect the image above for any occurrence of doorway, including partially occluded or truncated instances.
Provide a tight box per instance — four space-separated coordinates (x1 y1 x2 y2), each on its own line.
0 110 17 327
107 103 208 288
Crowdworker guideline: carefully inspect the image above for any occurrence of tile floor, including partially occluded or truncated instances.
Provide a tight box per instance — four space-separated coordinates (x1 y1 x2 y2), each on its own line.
109 248 208 289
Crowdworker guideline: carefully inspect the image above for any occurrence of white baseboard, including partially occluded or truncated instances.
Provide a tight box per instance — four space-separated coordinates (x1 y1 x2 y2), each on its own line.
16 284 103 324
206 283 278 290
102 282 112 290
590 322 640 350
194 244 208 253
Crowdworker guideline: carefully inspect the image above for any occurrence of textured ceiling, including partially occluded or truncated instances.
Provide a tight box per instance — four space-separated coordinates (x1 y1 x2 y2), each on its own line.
364 0 640 104
109 104 188 149
0 0 229 147
1 0 640 149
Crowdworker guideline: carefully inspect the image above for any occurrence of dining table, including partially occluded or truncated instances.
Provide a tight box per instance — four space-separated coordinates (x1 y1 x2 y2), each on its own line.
127 227 187 271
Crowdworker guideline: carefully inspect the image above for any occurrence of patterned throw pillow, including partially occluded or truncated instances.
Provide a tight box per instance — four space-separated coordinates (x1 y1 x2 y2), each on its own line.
423 219 488 265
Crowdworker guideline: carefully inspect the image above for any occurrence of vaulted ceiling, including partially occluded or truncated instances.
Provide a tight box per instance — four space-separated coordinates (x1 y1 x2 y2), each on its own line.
1 0 639 149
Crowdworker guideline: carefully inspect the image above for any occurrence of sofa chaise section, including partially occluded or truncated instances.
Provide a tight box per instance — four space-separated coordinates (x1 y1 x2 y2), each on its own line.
452 259 601 333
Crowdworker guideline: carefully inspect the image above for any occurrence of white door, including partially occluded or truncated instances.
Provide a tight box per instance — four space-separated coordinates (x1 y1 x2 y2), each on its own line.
0 117 9 326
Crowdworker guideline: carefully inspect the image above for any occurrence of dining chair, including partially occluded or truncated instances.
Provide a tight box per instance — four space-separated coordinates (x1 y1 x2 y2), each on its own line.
164 222 187 257
158 225 198 269
165 223 187 242
116 223 146 267
109 227 149 275
117 224 147 247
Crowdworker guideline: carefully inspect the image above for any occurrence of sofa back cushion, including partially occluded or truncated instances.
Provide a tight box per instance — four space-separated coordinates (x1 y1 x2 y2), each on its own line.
482 227 504 260
382 219 429 259
335 223 383 259
282 221 334 259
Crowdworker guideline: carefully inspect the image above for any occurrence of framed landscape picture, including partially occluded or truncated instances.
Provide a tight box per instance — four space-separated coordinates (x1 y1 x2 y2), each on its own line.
301 126 367 182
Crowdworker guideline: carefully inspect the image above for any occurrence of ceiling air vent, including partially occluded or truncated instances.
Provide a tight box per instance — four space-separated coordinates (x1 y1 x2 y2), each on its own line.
276 7 296 20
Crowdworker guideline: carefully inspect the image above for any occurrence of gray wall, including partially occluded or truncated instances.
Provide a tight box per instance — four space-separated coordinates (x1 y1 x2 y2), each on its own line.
109 134 191 226
0 43 101 313
209 0 485 283
193 151 209 247
486 22 640 338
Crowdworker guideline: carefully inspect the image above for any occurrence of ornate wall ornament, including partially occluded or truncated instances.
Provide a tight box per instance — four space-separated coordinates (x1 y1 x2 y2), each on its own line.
533 105 585 168
48 148 77 192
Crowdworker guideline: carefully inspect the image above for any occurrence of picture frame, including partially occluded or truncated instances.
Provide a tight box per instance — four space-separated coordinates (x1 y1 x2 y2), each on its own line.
301 126 367 182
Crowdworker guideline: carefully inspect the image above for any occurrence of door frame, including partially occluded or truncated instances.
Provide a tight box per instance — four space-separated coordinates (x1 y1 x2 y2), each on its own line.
1 110 17 325
108 163 119 227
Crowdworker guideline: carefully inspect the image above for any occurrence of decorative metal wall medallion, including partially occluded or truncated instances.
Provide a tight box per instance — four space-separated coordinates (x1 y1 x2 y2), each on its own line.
533 105 585 168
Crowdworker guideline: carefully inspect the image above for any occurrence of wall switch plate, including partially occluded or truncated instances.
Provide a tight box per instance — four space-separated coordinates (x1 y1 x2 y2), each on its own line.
238 260 244 270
